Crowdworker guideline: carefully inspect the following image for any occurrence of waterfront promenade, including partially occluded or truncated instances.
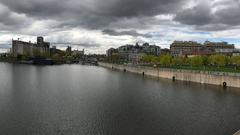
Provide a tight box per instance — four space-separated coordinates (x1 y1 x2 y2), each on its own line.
99 62 240 89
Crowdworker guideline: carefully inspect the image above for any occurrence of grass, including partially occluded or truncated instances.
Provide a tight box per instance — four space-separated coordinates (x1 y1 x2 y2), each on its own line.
141 64 240 73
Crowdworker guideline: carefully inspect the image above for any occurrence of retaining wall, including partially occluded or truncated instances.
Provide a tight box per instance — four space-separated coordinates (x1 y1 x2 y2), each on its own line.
99 62 240 88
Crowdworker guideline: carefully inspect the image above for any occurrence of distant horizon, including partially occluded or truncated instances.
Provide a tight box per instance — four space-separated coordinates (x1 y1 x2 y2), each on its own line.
1 38 240 55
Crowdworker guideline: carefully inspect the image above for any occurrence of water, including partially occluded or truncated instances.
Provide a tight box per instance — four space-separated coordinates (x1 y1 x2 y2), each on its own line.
0 63 240 135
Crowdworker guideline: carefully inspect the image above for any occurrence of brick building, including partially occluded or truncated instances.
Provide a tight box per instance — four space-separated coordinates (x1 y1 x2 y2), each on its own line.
170 41 235 57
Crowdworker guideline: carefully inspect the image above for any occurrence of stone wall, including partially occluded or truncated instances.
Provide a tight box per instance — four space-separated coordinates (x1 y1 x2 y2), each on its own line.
99 62 240 88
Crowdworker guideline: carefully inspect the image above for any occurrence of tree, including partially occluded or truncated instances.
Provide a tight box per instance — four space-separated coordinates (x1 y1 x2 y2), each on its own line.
172 57 184 66
52 54 61 61
209 55 228 67
190 56 203 67
160 54 172 67
152 56 160 64
202 56 209 66
142 55 160 64
111 54 121 63
142 55 154 63
231 56 240 67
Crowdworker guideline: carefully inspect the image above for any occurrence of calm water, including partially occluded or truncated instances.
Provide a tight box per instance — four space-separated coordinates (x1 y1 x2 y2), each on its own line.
0 63 240 135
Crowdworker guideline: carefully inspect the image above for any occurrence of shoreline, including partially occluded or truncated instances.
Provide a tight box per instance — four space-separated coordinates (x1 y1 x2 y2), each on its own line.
99 62 240 89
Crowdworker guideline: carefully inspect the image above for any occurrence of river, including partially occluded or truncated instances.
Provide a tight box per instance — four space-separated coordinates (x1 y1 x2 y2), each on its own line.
0 63 239 135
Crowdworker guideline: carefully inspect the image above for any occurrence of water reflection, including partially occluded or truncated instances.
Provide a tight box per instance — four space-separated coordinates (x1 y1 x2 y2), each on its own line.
0 63 239 135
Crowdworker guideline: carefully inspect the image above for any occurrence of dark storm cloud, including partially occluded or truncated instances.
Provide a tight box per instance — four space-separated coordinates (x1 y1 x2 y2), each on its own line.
95 0 187 17
174 0 240 31
102 29 152 37
214 4 240 25
0 0 189 29
0 0 187 17
174 3 214 26
1 0 240 33
0 4 30 30
0 0 66 17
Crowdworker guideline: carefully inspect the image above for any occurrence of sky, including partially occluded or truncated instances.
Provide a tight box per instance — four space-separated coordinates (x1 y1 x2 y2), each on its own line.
1 0 240 54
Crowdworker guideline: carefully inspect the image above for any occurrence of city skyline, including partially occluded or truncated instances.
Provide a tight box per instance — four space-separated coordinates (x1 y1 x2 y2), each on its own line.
1 0 240 54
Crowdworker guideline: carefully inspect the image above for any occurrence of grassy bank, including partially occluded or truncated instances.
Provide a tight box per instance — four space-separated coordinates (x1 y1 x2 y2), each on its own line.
140 64 240 73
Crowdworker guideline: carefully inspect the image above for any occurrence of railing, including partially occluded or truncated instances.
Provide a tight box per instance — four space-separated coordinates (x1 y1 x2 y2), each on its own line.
234 130 240 135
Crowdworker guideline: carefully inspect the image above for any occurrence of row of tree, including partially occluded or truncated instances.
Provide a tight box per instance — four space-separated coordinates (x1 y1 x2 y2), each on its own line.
142 54 240 67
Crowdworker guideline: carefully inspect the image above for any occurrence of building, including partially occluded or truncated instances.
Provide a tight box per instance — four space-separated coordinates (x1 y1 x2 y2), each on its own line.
66 46 72 55
203 41 235 56
107 48 118 57
181 48 214 58
142 43 161 56
170 41 202 57
170 41 236 57
161 48 170 55
50 46 57 55
12 37 50 57
107 42 161 64
232 49 240 56
106 48 120 63
72 49 84 56
129 53 146 65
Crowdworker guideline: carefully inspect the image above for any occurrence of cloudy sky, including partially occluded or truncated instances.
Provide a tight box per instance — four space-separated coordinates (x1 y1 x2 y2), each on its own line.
0 0 240 54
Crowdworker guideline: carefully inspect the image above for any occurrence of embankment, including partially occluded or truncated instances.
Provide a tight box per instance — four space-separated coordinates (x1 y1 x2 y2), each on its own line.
99 62 240 88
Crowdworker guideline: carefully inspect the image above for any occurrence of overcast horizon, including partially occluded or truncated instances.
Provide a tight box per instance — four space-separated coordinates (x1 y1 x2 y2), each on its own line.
1 0 240 54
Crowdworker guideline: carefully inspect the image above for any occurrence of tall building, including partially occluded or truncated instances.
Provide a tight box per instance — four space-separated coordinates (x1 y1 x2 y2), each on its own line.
66 46 72 55
12 36 50 57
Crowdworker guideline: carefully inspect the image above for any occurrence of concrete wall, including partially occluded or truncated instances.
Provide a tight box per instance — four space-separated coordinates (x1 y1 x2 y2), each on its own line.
99 62 240 88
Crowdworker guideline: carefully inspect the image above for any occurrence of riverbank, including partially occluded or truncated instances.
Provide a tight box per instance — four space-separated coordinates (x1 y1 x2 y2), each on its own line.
0 58 73 65
99 62 240 89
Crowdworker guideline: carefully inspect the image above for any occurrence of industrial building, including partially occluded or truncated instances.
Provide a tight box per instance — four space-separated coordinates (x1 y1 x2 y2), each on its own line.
12 37 50 57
